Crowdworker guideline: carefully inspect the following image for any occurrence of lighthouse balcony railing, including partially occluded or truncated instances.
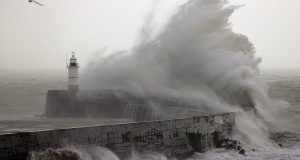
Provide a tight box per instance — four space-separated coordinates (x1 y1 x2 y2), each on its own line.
67 63 79 67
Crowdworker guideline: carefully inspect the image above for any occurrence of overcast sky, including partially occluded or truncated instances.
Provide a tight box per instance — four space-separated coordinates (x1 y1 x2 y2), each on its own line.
0 0 299 71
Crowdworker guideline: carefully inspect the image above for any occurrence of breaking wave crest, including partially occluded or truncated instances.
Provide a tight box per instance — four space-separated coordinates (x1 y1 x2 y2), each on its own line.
81 0 287 146
28 146 164 160
28 145 300 160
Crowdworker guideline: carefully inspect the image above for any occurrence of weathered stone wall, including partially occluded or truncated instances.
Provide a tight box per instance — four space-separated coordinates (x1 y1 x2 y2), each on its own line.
0 113 234 160
45 90 207 120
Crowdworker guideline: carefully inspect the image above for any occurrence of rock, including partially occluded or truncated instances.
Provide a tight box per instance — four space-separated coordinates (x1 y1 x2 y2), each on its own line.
238 149 246 155
222 139 238 150
27 148 83 160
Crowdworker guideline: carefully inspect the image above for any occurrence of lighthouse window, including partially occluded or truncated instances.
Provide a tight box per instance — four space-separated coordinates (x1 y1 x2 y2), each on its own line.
70 59 77 66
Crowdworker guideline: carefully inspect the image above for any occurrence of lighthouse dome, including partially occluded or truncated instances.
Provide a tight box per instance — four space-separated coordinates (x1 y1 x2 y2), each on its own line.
70 54 76 60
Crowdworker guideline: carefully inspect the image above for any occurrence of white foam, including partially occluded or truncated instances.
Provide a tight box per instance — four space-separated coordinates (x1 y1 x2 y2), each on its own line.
81 0 287 146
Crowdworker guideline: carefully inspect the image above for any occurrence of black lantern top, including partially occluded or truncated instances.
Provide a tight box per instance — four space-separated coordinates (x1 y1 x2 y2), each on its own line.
69 53 77 66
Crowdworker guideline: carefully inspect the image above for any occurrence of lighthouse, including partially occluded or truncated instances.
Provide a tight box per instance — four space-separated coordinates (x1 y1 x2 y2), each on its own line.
67 52 79 92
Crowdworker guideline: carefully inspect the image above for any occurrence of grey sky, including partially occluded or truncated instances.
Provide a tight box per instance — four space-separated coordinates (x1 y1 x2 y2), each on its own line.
230 0 300 71
0 0 299 71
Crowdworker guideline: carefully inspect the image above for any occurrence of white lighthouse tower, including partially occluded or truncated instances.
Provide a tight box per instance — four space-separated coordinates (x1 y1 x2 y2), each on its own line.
67 52 79 92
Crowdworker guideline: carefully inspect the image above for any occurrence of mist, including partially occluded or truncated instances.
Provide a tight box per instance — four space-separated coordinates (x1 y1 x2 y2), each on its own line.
79 0 295 146
82 0 255 109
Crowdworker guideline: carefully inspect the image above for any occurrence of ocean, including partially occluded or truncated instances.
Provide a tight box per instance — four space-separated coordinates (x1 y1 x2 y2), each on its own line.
1 0 300 158
0 70 300 159
0 71 131 134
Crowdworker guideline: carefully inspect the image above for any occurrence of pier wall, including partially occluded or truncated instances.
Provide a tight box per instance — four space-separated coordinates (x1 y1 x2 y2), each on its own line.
0 113 234 160
45 90 207 120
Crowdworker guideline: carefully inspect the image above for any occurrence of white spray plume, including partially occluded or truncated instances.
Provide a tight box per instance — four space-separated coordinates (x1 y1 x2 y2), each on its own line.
28 146 169 160
82 0 285 145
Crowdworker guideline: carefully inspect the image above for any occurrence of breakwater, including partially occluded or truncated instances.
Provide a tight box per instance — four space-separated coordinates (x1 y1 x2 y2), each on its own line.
0 113 234 160
45 90 209 120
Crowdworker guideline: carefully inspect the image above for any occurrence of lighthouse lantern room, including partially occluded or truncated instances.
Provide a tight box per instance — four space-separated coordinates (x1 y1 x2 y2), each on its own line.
67 52 79 92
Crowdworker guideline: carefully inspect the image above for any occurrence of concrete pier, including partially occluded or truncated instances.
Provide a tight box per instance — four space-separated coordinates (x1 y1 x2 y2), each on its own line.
0 113 234 160
45 90 208 120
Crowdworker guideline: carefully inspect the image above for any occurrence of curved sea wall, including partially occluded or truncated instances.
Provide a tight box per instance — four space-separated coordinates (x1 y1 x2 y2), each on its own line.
45 90 209 120
0 113 234 160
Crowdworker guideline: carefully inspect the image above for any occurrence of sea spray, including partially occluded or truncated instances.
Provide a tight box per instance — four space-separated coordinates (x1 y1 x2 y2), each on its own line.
28 144 300 160
28 146 120 160
233 112 271 146
27 148 83 160
27 146 168 160
81 0 285 145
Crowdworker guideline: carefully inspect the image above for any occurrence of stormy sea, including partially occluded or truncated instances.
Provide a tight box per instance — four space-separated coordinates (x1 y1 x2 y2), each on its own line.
0 70 300 159
1 0 300 159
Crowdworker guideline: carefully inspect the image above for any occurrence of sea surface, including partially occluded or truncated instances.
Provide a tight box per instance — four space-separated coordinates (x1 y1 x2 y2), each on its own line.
1 70 300 159
0 70 131 134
